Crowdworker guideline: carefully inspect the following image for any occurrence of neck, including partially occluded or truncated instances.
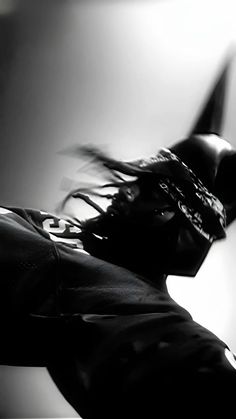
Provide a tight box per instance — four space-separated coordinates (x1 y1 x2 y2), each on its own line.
143 272 168 292
81 216 169 292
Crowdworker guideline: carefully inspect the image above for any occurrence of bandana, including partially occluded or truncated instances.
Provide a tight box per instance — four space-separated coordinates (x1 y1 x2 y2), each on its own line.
130 148 226 243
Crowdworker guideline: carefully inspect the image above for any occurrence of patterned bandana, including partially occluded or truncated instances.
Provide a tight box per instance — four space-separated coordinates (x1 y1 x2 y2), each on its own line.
130 148 226 243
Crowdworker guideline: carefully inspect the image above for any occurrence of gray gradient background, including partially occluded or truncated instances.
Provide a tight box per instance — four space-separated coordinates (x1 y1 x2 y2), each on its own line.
1 0 236 417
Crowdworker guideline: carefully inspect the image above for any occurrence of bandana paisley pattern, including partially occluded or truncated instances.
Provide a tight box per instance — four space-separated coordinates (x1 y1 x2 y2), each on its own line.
134 148 226 242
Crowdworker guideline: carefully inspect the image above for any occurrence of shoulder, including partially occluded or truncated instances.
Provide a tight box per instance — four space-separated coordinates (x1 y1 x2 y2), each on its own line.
0 206 85 250
170 134 233 158
169 134 234 189
170 134 236 226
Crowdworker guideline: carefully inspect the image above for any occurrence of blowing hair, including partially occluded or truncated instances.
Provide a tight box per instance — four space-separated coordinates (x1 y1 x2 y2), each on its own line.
57 145 150 223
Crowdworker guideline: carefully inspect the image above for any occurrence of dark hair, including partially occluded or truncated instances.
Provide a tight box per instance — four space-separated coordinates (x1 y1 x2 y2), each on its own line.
57 145 151 221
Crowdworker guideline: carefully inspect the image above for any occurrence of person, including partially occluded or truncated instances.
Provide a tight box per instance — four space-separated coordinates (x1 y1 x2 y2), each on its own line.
1 56 236 418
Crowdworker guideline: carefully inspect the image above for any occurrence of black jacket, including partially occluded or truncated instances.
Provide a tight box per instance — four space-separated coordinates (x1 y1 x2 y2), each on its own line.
0 205 235 418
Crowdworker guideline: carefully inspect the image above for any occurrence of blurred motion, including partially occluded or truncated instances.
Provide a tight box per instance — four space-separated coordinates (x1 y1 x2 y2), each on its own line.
1 0 236 417
189 52 233 136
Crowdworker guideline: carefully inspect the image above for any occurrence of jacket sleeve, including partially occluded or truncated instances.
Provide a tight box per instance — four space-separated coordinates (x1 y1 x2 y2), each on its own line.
0 206 62 366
